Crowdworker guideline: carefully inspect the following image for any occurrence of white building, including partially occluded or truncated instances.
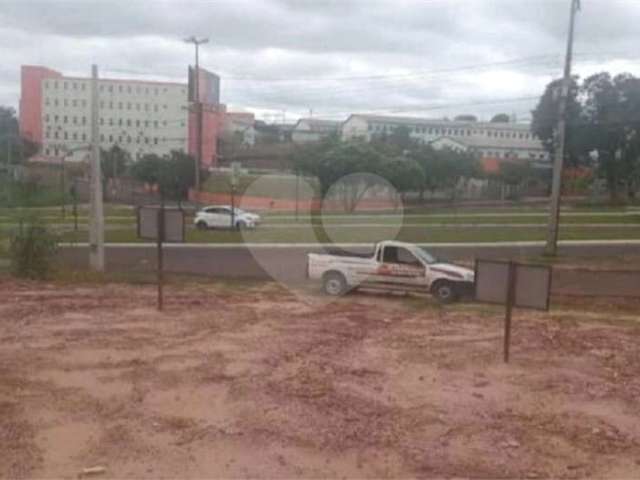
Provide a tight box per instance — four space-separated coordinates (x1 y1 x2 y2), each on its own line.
41 77 188 162
291 118 340 144
21 66 190 163
341 114 549 162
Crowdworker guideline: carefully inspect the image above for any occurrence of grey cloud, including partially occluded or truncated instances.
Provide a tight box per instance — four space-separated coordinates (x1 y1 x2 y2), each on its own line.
2 0 640 120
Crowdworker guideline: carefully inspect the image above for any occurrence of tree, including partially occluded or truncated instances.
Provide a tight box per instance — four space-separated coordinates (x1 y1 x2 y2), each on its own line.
530 77 583 165
411 145 480 200
381 157 424 204
101 145 131 182
454 114 478 122
0 106 38 166
291 137 389 211
532 72 640 202
162 150 197 205
130 151 196 205
131 154 163 186
490 113 511 123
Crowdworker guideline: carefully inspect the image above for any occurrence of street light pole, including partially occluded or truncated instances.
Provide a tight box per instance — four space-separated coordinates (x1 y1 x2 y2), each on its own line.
545 0 580 256
185 36 209 201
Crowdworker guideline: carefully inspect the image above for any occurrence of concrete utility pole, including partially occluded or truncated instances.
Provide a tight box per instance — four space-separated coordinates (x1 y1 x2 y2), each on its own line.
185 36 209 196
545 0 580 256
89 64 105 271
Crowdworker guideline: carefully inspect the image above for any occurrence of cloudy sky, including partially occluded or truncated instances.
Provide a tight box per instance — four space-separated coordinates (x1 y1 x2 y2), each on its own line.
2 0 640 122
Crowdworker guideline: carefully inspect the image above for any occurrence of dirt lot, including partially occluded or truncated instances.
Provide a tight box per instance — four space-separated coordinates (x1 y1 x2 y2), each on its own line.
1 277 640 479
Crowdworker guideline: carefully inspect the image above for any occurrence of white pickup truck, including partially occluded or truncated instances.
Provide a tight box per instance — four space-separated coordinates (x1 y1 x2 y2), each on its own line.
307 240 475 303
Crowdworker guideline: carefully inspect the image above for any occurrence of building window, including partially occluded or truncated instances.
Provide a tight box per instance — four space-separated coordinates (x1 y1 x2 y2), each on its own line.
64 131 68 140
136 120 140 127
82 133 86 141
100 101 104 108
118 102 123 110
127 136 132 143
109 135 113 142
54 99 59 107
136 103 140 111
145 137 149 144
73 116 77 125
154 137 158 145
45 114 50 122
127 103 131 110
63 82 68 90
54 115 59 123
63 116 68 124
100 118 104 125
145 87 149 94
109 118 113 126
127 119 131 127
72 82 77 89
72 99 77 107
144 104 149 112
54 81 58 89
118 136 123 143
54 131 59 139
154 88 158 95
154 120 158 128
45 148 50 155
100 134 105 142
144 120 149 127
136 86 141 94
127 86 132 93
64 99 68 107
72 132 77 140
44 81 49 90
82 116 86 125
81 100 87 107
81 83 85 91
119 85 123 93
153 105 158 113
119 119 123 126
108 85 113 93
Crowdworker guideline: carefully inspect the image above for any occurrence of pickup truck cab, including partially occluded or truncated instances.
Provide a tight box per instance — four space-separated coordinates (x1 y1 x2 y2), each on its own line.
307 240 474 303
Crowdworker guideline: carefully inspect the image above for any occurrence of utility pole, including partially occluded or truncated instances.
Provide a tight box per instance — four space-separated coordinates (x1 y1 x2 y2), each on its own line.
89 64 105 271
5 137 11 205
545 0 580 256
185 36 209 198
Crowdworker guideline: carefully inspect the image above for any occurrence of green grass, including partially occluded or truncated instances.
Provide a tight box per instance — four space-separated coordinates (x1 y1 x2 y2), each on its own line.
203 173 319 199
53 224 640 244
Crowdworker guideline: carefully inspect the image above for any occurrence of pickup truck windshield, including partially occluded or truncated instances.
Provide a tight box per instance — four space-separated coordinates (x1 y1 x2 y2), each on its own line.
414 247 437 264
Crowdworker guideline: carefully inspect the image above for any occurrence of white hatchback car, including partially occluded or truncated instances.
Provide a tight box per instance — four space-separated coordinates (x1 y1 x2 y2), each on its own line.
194 205 261 230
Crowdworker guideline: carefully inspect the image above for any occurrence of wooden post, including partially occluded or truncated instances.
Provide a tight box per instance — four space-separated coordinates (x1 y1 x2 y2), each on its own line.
504 261 517 363
157 199 165 311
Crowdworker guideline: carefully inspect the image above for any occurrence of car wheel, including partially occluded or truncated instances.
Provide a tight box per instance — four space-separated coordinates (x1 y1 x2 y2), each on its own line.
235 220 247 230
323 272 347 296
196 220 208 230
432 280 458 304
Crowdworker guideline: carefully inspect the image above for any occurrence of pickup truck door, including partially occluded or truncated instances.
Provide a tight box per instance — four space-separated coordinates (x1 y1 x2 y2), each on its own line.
373 245 428 289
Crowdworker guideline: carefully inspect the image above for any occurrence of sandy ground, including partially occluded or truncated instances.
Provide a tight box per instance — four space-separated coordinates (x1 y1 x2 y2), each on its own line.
1 278 640 479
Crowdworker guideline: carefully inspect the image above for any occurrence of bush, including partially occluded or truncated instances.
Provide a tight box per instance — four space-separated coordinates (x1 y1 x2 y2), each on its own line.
9 223 58 279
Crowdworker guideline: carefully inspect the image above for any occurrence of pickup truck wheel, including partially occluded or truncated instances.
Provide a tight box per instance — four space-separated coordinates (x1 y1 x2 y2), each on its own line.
323 272 347 296
235 220 246 230
432 280 458 304
196 220 208 231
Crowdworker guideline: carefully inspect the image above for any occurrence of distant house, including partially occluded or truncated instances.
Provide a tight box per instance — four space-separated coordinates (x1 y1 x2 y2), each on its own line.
291 118 341 144
254 121 295 144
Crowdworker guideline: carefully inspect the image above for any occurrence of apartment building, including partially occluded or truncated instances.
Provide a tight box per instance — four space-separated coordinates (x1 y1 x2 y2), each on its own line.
19 65 220 167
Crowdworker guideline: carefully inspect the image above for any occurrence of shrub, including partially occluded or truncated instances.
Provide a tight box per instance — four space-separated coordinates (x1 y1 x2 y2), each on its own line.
9 223 58 279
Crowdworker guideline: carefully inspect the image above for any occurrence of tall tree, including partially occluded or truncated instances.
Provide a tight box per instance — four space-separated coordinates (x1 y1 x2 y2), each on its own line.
490 113 511 123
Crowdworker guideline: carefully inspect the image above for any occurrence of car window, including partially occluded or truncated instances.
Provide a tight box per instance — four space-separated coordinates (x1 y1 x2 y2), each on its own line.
396 248 421 266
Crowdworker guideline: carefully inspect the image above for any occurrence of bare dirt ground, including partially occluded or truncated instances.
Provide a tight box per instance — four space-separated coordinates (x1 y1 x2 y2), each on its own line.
1 277 640 479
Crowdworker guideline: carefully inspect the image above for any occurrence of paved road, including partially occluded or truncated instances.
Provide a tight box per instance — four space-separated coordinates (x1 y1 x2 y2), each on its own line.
59 241 640 297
